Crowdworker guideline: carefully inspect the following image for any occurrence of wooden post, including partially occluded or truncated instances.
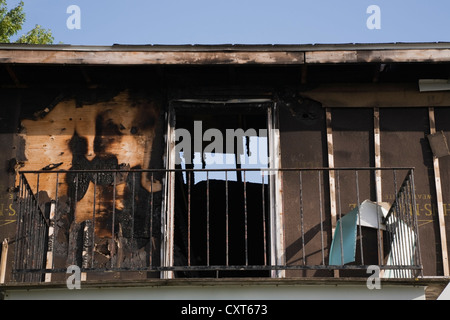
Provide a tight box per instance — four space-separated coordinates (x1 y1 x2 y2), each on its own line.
373 108 385 269
0 239 8 284
374 108 382 201
162 104 175 279
326 108 337 233
268 104 285 278
45 201 56 282
428 107 449 276
326 108 339 277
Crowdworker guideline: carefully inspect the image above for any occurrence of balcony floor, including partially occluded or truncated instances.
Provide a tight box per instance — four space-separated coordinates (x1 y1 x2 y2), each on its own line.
1 276 445 300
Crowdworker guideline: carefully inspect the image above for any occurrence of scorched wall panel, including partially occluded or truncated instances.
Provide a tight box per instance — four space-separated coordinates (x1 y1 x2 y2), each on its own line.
3 88 166 281
279 103 331 277
380 108 440 276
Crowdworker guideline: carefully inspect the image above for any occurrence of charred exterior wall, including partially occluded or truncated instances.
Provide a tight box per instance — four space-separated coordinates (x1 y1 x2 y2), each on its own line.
279 97 330 277
279 105 446 277
378 108 439 275
429 108 450 276
0 60 450 280
0 91 22 250
0 86 166 281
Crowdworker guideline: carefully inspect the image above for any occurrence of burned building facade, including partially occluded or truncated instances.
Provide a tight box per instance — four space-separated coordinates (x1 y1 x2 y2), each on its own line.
1 43 450 299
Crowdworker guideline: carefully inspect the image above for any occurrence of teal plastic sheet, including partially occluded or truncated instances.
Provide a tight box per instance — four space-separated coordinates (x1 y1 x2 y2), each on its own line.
329 207 358 265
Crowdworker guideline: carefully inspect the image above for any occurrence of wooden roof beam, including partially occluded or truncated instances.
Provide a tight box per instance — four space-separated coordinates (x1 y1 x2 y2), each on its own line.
301 83 450 108
0 47 449 65
304 49 450 64
0 50 305 65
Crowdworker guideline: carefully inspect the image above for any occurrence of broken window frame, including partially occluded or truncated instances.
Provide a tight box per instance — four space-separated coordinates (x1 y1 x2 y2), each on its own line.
161 99 285 279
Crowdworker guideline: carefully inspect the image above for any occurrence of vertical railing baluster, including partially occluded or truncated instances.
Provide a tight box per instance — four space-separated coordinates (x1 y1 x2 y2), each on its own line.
226 171 229 267
404 177 414 277
398 183 408 277
188 170 191 267
244 170 248 266
149 172 154 269
299 171 305 265
20 177 27 282
409 169 422 277
23 180 31 282
375 169 383 268
13 174 23 280
318 170 325 266
206 170 210 267
390 169 399 278
393 185 406 278
406 174 418 277
26 178 32 281
261 170 267 266
355 170 364 265
404 179 413 278
28 180 34 281
33 173 40 279
53 172 59 272
131 171 136 245
111 172 116 268
337 170 344 265
37 209 45 282
92 173 97 268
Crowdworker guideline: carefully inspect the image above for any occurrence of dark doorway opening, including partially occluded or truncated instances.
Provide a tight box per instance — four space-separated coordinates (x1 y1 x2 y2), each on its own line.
173 103 271 278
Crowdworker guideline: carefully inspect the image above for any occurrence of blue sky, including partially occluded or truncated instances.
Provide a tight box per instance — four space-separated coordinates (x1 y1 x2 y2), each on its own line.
8 0 450 45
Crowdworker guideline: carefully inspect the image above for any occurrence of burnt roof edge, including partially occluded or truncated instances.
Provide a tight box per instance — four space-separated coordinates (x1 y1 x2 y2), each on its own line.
1 42 450 52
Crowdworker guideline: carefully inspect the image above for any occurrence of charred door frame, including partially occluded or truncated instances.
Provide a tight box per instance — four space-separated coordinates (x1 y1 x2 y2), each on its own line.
162 99 284 279
163 103 176 279
267 103 285 278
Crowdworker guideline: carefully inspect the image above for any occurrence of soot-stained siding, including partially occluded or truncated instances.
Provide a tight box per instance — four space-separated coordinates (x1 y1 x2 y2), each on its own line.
380 108 440 276
3 88 166 280
1 52 450 280
279 99 330 277
434 107 450 276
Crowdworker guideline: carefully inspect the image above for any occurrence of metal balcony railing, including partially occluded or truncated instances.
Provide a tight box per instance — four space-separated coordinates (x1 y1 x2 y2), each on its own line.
7 167 422 283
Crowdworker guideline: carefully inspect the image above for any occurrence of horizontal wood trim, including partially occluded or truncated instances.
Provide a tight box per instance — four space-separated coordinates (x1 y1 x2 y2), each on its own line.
0 49 304 65
302 83 450 108
1 47 450 65
0 276 438 290
305 49 450 64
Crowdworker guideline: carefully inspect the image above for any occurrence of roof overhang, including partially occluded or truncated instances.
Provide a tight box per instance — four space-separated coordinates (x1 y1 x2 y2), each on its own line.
1 42 450 65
